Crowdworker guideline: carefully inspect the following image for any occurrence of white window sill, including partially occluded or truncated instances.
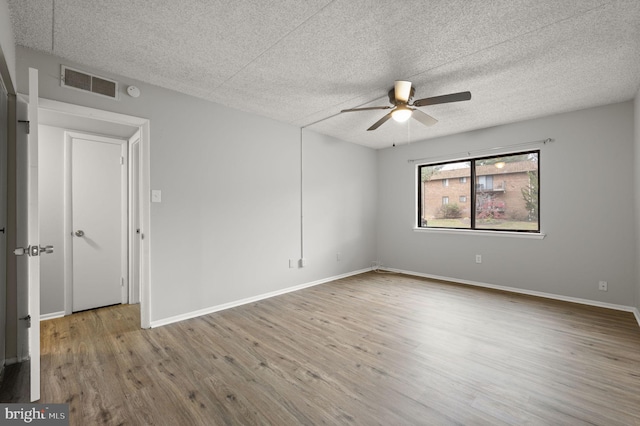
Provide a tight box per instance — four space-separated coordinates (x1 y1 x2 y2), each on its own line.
413 227 546 239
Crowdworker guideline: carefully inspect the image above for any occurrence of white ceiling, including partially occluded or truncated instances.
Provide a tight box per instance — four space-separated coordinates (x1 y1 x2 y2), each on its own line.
8 0 640 149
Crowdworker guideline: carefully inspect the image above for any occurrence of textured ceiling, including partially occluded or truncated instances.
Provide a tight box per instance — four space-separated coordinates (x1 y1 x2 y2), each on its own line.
7 0 640 149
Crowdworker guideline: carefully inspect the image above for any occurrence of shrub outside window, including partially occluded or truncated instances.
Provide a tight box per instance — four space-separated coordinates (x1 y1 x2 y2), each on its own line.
418 151 539 232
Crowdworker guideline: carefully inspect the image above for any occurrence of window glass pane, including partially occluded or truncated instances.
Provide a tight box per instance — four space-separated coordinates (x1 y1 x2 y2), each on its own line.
420 161 471 228
475 153 539 231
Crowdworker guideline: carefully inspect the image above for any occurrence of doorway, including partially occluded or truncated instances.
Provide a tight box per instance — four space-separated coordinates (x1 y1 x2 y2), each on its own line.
37 99 151 328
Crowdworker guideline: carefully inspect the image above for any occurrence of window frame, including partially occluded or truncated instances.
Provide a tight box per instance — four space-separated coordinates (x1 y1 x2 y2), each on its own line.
417 150 540 233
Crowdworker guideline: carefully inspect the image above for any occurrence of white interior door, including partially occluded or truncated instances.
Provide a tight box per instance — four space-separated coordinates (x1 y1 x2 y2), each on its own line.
71 135 127 312
15 68 42 402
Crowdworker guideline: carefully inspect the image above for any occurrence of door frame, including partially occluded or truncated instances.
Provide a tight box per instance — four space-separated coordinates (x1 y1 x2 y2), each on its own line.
0 67 7 375
39 98 151 328
128 131 141 304
64 132 129 313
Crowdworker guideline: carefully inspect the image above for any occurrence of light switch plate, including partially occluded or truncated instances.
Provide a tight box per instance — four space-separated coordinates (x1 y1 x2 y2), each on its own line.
151 190 162 203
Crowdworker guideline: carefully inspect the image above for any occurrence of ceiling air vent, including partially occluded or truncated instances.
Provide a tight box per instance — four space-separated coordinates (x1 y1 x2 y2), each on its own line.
61 65 118 99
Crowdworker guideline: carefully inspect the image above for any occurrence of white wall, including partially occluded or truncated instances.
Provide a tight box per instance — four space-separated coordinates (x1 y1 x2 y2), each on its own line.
16 47 377 322
38 125 65 315
377 102 636 306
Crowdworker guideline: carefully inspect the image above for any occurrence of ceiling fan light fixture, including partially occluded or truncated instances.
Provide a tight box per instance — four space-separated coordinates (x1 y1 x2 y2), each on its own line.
392 106 412 122
340 80 471 131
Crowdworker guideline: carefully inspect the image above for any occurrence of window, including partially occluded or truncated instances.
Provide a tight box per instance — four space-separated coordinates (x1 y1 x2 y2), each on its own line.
477 175 493 190
418 151 539 232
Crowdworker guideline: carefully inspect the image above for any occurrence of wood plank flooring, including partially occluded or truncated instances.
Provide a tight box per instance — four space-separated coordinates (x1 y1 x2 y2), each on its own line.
39 272 640 425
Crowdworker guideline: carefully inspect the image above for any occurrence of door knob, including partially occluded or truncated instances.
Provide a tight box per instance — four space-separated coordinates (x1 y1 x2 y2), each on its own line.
75 230 84 237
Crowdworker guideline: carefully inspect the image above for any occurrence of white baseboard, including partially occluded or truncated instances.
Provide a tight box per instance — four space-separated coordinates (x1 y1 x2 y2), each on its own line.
633 308 640 328
40 311 65 321
150 268 372 328
386 268 640 325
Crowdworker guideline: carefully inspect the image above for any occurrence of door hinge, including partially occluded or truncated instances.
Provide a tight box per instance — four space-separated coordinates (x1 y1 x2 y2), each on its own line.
18 120 30 134
120 156 125 165
20 315 31 328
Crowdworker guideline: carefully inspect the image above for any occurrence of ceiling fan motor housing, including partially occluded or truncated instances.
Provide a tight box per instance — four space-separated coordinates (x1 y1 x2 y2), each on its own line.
388 87 415 105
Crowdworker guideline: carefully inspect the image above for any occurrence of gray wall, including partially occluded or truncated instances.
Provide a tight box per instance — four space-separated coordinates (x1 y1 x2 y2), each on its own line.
377 102 636 306
13 46 640 323
16 47 377 321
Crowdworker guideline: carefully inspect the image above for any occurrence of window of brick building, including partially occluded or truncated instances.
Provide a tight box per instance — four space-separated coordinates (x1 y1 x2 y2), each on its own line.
418 151 539 232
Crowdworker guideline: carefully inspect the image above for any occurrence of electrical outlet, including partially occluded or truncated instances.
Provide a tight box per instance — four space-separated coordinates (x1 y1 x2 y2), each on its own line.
300 258 308 268
336 252 341 261
598 281 608 291
475 254 482 264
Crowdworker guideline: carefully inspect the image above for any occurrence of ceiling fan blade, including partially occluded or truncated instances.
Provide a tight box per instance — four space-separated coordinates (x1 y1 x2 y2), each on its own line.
367 112 393 131
341 106 392 113
411 109 438 127
412 91 471 107
394 81 412 103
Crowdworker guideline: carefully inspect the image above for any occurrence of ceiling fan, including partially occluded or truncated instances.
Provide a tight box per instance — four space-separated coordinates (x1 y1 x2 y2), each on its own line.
341 81 471 131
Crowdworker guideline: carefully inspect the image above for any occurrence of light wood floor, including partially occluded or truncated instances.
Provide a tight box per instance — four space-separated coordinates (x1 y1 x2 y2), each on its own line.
40 272 640 425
